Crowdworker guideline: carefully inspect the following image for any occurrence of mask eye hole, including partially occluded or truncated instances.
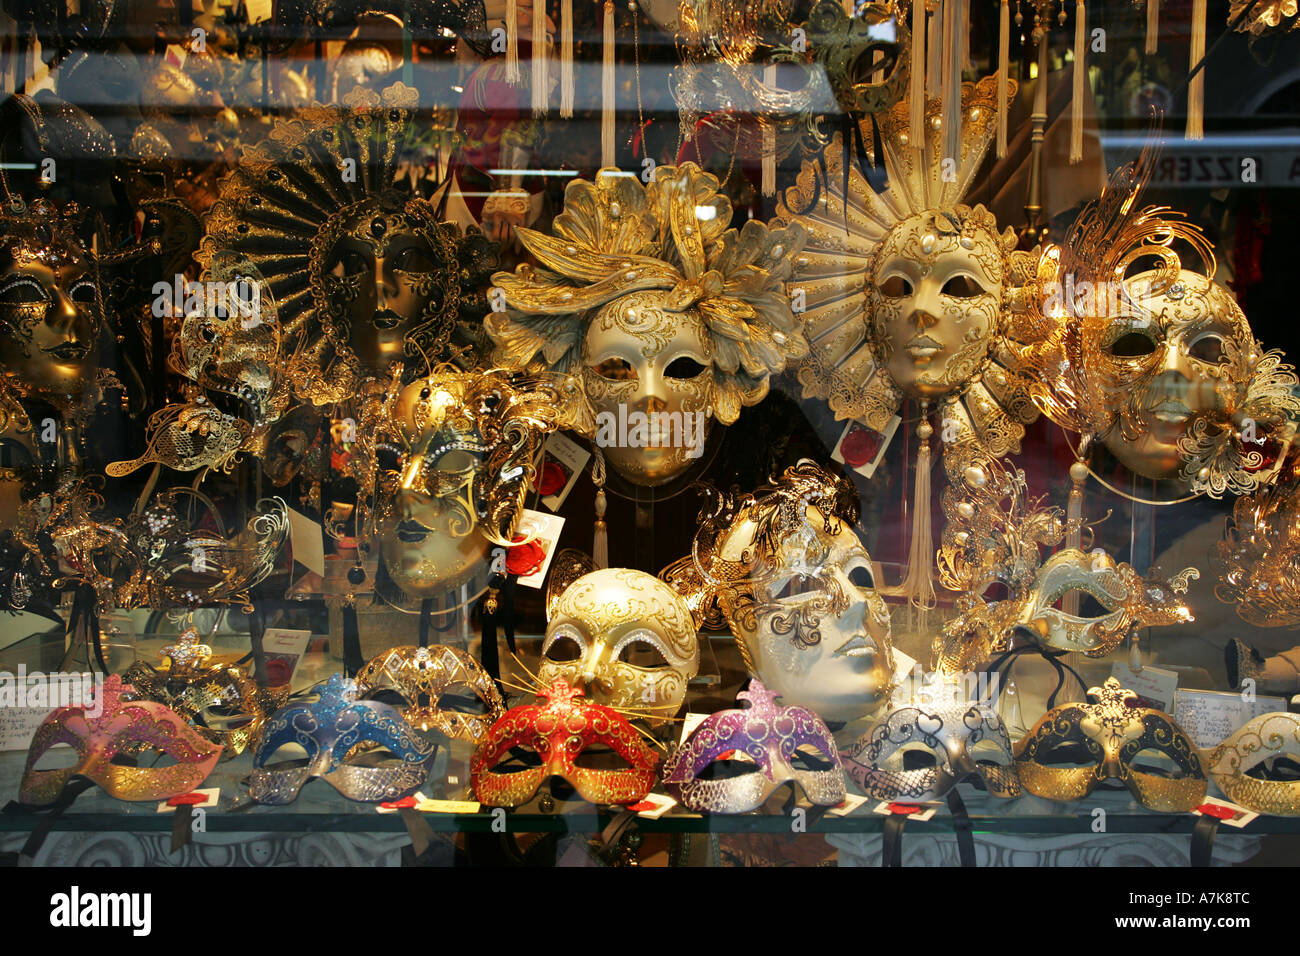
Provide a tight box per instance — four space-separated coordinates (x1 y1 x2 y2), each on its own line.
1245 755 1300 781
847 564 874 590
790 744 836 772
1107 330 1158 358
848 47 897 85
330 250 370 277
1188 335 1226 363
589 357 636 381
489 745 542 773
770 60 812 93
259 742 311 772
971 738 1011 765
543 635 583 663
68 280 97 304
770 575 818 601
375 444 403 473
1129 747 1190 778
696 750 759 780
1056 589 1112 619
435 684 489 715
571 740 635 770
899 746 940 771
0 277 49 304
617 639 669 668
664 355 707 379
1035 741 1096 768
877 274 911 298
31 744 80 771
341 743 407 769
941 274 985 297
391 246 436 272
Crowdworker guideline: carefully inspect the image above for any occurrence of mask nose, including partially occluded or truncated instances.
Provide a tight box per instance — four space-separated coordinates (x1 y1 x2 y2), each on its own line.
49 287 84 335
374 257 397 310
949 749 979 780
907 308 940 332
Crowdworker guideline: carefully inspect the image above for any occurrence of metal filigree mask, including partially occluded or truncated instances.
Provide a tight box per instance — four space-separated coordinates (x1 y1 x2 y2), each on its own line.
470 678 659 808
1207 712 1300 816
0 199 103 403
20 675 223 805
841 699 1021 801
356 645 505 742
663 680 846 814
540 568 700 725
1014 677 1207 812
1216 450 1300 628
250 673 437 805
806 1 909 119
665 461 895 724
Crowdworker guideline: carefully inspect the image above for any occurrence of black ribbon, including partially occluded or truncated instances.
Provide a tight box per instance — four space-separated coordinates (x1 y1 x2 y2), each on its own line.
984 645 1085 711
947 789 976 867
478 572 517 691
246 595 270 686
170 802 195 853
882 811 906 867
342 605 363 677
417 597 433 648
1191 813 1220 867
3 775 96 861
66 584 108 674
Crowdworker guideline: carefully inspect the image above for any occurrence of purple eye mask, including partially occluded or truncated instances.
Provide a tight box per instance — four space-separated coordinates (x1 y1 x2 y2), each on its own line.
664 681 846 814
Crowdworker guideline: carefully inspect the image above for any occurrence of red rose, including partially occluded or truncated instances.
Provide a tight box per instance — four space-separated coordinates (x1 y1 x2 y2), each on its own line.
506 537 546 576
265 659 292 687
535 461 567 497
841 424 883 468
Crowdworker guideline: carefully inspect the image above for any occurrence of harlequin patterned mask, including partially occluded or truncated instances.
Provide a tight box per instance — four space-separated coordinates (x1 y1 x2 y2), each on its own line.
1014 677 1207 812
1026 143 1299 497
250 673 437 805
665 461 895 724
663 680 845 814
487 163 808 486
20 675 222 805
356 644 505 742
470 678 659 808
840 698 1020 802
540 567 700 725
1207 712 1300 816
123 626 289 757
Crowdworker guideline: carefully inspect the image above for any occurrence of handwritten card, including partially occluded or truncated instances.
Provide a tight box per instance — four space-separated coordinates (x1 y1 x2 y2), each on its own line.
1173 689 1287 749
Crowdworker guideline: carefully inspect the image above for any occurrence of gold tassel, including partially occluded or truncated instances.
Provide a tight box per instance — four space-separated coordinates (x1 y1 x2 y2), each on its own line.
602 0 616 167
898 414 937 622
762 62 777 197
1064 459 1088 616
1070 0 1085 164
997 0 1010 158
560 0 574 117
1145 0 1159 54
1187 0 1206 141
960 0 971 71
911 0 926 152
531 0 548 115
941 0 961 168
927 0 941 97
505 0 520 85
592 449 608 569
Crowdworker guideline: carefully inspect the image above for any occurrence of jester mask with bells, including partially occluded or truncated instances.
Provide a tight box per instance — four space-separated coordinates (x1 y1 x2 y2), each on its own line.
1025 143 1300 497
773 75 1042 459
934 452 1197 673
485 163 808 487
663 460 895 724
343 366 571 599
540 566 700 725
1216 450 1300 629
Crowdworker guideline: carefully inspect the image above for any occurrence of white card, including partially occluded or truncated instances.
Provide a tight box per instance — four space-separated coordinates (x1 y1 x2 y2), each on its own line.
629 793 677 819
261 628 312 687
678 712 709 744
513 510 564 589
1191 796 1259 829
832 415 900 479
287 506 325 577
0 670 98 752
1109 662 1179 712
1173 688 1288 749
538 432 591 511
872 801 939 822
828 793 872 817
155 788 220 813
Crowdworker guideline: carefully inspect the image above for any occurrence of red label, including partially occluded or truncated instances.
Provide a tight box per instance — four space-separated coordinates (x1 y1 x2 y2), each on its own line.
506 537 546 576
841 424 884 468
167 792 207 807
535 461 567 496
624 801 657 813
1196 803 1235 820
381 796 419 810
888 803 922 816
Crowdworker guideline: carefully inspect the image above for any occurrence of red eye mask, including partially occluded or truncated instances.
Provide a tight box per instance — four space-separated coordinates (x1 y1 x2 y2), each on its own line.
471 678 659 808
20 675 223 805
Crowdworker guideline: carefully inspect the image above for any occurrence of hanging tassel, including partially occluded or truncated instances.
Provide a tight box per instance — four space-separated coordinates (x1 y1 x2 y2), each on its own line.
897 414 937 623
960 0 971 71
1145 0 1159 54
602 1 616 167
505 0 521 85
910 0 926 152
941 0 962 170
1070 0 1085 164
762 62 777 197
592 449 609 568
531 0 548 115
560 0 574 117
1063 459 1088 617
1186 0 1206 140
997 0 1010 158
926 0 942 98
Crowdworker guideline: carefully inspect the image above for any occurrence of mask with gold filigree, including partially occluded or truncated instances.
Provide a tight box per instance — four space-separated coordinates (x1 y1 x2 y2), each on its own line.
1207 712 1300 816
663 460 894 723
1216 448 1300 628
122 625 290 757
1024 141 1299 497
356 644 504 742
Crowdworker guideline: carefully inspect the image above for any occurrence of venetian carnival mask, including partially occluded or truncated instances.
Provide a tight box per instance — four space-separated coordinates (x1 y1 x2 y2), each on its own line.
663 680 846 814
841 697 1020 802
0 199 103 403
1216 449 1300 628
540 567 700 724
122 626 289 758
356 644 505 742
665 461 895 724
365 368 564 598
470 677 659 808
250 673 437 804
1014 677 1207 812
1207 712 1300 816
20 675 223 805
487 163 807 486
1027 143 1300 497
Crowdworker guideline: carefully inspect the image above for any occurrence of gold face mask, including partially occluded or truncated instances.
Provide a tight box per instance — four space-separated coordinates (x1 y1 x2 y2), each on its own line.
540 567 700 724
1015 677 1207 813
1207 712 1300 816
0 200 103 403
